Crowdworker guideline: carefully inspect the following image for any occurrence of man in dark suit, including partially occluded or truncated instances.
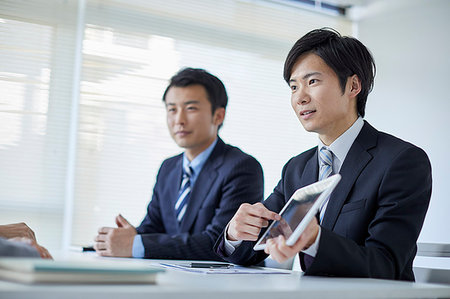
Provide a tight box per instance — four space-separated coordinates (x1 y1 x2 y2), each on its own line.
94 68 264 260
214 28 432 281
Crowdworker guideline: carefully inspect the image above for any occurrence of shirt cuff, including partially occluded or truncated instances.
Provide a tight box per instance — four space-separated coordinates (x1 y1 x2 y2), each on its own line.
301 226 321 257
132 234 145 258
223 224 242 256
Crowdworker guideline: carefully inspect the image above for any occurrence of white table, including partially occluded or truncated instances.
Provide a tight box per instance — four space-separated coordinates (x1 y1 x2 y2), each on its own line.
1 252 449 299
414 255 450 284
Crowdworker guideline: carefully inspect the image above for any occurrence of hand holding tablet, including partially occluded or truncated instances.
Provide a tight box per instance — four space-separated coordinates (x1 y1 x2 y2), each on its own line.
253 174 341 251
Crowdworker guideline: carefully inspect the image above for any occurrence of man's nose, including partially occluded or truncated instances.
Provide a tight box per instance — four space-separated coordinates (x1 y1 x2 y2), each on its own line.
174 110 186 124
295 88 310 105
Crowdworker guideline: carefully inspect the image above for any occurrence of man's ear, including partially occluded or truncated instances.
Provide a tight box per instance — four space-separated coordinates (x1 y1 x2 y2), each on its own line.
348 74 362 98
213 107 226 127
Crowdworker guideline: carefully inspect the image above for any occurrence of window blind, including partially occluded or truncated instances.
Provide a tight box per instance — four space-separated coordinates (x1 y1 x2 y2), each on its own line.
0 0 351 249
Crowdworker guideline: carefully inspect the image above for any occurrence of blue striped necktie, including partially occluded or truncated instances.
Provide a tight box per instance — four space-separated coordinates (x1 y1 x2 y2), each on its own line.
175 166 193 222
318 146 334 221
319 147 333 181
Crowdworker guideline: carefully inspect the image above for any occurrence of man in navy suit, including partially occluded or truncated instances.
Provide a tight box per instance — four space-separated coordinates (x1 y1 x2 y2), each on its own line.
94 68 264 260
214 28 432 280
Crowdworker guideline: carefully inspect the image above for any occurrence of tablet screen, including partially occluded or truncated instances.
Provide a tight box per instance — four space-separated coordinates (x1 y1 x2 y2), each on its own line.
258 191 321 245
253 174 341 251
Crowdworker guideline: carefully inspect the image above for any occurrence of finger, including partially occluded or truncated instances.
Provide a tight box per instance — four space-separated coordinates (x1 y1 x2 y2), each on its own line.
266 239 289 263
269 238 293 263
39 246 53 260
94 242 108 251
243 215 270 228
244 225 263 237
250 203 281 221
98 249 112 257
115 214 130 228
228 226 261 241
292 218 319 251
98 227 113 234
236 231 260 241
94 234 107 242
236 220 266 236
275 236 299 256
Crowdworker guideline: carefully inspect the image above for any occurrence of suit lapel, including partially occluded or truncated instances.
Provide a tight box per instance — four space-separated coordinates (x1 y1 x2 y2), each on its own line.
321 121 378 230
169 157 184 226
179 139 224 232
301 149 319 188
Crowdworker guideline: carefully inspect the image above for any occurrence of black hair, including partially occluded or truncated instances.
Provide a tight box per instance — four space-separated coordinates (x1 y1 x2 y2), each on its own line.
162 67 228 114
283 28 375 117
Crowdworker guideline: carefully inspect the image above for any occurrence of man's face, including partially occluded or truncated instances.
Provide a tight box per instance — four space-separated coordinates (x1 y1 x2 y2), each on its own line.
289 53 359 145
165 84 224 159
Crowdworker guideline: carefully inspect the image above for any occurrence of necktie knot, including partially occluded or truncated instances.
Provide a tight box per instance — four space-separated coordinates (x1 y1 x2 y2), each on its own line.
184 165 193 178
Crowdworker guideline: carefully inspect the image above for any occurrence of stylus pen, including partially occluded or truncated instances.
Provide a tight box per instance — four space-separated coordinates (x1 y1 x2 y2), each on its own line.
189 262 233 269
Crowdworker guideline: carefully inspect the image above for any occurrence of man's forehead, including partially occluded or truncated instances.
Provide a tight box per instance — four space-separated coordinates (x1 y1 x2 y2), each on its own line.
289 54 332 81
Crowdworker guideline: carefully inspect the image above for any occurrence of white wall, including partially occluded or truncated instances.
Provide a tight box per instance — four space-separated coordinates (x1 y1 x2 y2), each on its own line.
356 0 450 243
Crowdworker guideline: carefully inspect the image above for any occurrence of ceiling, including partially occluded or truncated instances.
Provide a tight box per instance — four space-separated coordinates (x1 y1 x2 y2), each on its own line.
323 0 377 8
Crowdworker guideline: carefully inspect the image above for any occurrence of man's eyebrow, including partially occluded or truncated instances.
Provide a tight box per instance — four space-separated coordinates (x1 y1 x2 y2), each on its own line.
166 100 200 106
302 72 321 80
289 72 322 84
183 100 200 105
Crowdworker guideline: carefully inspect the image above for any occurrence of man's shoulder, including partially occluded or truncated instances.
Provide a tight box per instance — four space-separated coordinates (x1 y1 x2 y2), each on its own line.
354 122 430 169
159 153 183 169
222 142 257 160
209 139 258 164
368 124 428 159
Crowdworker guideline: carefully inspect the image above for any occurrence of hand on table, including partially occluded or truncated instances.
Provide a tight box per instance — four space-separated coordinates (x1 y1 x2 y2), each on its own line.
94 214 137 257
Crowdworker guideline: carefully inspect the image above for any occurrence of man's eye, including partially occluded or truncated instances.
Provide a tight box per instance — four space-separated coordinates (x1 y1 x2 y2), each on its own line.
167 108 176 112
290 85 297 91
309 79 317 85
187 106 198 110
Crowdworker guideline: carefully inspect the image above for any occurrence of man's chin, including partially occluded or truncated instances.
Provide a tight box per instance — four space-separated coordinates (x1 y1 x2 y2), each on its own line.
299 123 317 133
173 139 191 149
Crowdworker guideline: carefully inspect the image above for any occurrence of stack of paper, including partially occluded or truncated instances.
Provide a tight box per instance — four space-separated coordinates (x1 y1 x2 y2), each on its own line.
160 262 291 274
0 258 164 284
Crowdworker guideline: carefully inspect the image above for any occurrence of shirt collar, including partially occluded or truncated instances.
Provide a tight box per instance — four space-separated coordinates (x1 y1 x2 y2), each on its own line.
318 117 364 166
182 138 218 175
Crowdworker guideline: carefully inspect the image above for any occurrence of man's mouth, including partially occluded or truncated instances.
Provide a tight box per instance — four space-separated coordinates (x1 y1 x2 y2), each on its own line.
300 110 316 116
176 131 191 137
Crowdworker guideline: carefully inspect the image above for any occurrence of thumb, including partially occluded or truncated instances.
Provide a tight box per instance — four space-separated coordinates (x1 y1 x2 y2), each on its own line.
115 214 131 228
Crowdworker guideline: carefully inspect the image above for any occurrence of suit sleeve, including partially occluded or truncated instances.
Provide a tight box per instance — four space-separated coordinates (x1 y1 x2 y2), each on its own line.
0 237 40 257
135 167 166 234
139 156 264 260
307 146 432 279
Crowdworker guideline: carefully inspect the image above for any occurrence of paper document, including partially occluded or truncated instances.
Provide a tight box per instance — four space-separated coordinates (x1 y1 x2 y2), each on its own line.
160 262 290 274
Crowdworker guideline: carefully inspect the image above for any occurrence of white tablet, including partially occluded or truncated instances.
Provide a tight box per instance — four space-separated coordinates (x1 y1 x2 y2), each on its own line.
253 174 341 251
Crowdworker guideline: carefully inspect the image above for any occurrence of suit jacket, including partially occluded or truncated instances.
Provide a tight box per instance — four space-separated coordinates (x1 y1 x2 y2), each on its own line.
214 121 432 281
136 137 264 260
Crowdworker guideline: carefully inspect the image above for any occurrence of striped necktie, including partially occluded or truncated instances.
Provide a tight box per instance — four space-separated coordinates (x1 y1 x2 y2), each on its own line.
318 146 334 223
319 147 333 181
174 166 193 222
